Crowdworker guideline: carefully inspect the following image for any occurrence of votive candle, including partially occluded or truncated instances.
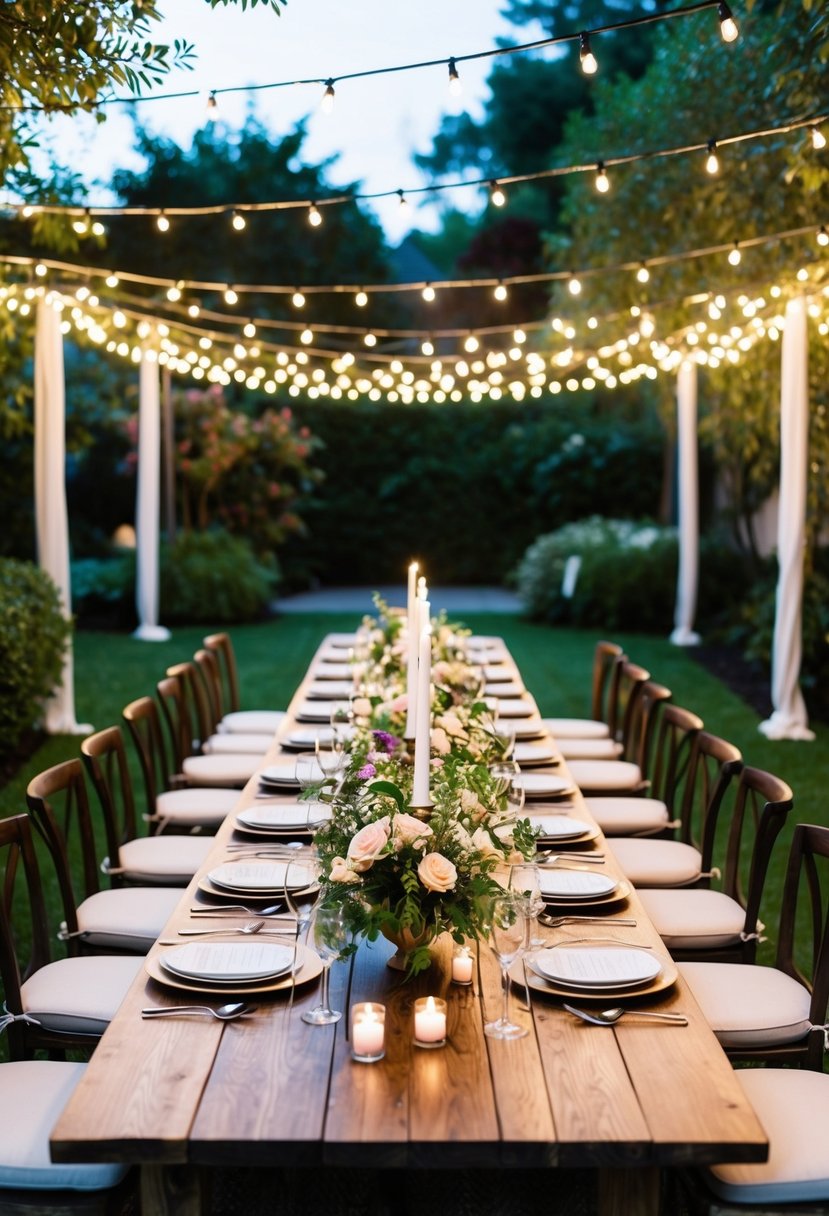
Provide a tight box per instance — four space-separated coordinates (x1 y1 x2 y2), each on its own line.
452 946 474 985
351 1002 386 1062
414 995 447 1048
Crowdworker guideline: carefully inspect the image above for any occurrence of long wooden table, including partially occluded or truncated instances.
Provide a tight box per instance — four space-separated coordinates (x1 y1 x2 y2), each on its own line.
50 633 768 1215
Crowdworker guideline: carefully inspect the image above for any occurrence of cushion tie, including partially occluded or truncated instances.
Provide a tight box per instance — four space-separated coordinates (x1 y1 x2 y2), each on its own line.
699 867 722 881
0 1006 41 1034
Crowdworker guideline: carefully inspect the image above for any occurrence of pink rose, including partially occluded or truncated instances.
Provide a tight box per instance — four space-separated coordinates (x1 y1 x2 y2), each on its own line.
436 712 466 739
430 727 451 755
389 694 408 713
393 813 433 851
417 852 458 893
329 856 360 884
347 815 391 872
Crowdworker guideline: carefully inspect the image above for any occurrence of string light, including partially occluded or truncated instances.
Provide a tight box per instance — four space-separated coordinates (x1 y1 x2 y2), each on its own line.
166 282 182 302
464 334 479 353
292 290 306 308
355 289 368 307
447 58 461 96
231 210 247 231
579 32 598 75
308 202 323 227
636 263 650 284
494 282 508 302
188 303 200 318
321 79 336 113
817 226 829 247
568 274 582 296
595 162 610 193
72 211 90 236
155 212 170 233
206 91 218 120
364 332 377 346
728 242 742 266
105 273 119 287
397 189 409 210
812 125 827 151
243 321 257 338
300 327 313 344
224 286 239 305
422 284 436 302
421 337 434 356
489 181 506 208
706 139 720 175
717 2 739 43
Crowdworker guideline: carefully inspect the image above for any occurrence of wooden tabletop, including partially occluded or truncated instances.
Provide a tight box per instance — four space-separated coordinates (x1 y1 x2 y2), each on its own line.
50 634 768 1213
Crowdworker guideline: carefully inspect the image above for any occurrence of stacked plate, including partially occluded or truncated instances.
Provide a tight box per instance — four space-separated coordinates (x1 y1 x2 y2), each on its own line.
147 941 323 996
529 945 662 995
529 813 597 844
259 762 323 790
280 726 354 752
515 773 577 799
513 741 560 767
200 860 317 901
305 681 355 700
537 868 629 907
295 700 336 723
497 720 547 741
310 663 352 680
496 699 536 719
236 801 331 835
484 681 524 698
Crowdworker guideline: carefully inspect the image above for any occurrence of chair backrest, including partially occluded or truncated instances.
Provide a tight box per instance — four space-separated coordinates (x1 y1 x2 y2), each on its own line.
590 640 624 724
166 661 214 754
773 822 829 1070
678 730 743 867
203 631 241 715
607 660 650 750
0 814 55 1058
645 702 704 812
80 726 142 881
193 648 226 735
122 694 176 814
25 758 105 946
156 673 193 772
621 676 672 774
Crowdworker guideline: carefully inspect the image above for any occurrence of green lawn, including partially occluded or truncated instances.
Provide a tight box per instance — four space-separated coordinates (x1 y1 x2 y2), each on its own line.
2 612 826 972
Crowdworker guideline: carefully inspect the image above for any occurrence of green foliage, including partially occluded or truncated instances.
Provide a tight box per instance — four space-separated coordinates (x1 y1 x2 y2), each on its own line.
0 558 71 760
159 529 276 624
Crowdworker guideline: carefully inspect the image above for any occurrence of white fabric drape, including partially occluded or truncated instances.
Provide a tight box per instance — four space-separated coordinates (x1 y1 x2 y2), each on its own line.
132 353 170 642
670 359 701 646
33 298 92 734
759 296 815 741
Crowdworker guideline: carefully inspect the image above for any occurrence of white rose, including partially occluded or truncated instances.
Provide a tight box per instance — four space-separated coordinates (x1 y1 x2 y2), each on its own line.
393 813 433 851
472 826 503 859
436 712 466 739
430 727 451 755
329 856 360 884
418 851 458 893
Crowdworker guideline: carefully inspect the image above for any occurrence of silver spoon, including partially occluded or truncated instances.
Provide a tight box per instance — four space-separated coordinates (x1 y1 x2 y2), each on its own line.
141 1002 254 1021
189 903 285 916
563 1004 687 1026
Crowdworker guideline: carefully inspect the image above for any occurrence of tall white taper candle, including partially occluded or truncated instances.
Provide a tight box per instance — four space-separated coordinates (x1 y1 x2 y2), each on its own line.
404 562 419 739
411 612 432 808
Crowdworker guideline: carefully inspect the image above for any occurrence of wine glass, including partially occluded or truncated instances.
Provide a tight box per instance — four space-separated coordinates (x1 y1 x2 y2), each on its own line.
302 904 348 1026
330 701 354 732
315 731 346 785
490 760 526 816
509 863 545 949
484 892 529 1041
295 753 323 795
284 852 322 941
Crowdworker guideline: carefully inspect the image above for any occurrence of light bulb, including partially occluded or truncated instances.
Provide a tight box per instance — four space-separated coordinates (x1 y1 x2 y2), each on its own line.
817 226 829 248
292 290 306 308
300 328 313 345
188 303 200 318
422 284 436 302
579 32 598 75
595 162 610 193
421 338 434 356
167 284 182 302
706 139 719 175
447 58 461 96
243 321 256 338
636 263 650 284
206 91 218 120
397 189 408 210
156 212 170 233
224 286 239 305
718 3 739 42
464 334 479 353
308 203 322 227
568 275 582 296
489 181 506 207
355 290 368 307
321 79 335 113
364 332 377 347
91 221 105 237
231 210 246 231
812 126 827 151
494 283 508 302
728 242 741 266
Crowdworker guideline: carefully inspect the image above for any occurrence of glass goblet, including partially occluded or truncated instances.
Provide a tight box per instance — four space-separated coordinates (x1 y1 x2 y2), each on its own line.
508 862 545 948
302 904 348 1026
484 892 529 1040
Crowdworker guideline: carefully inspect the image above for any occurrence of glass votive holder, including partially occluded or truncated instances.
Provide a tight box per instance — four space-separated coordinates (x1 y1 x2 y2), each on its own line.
413 995 447 1049
351 1002 385 1063
451 945 474 986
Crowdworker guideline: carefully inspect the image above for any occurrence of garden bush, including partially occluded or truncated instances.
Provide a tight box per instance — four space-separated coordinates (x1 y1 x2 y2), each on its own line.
0 558 71 760
159 529 277 624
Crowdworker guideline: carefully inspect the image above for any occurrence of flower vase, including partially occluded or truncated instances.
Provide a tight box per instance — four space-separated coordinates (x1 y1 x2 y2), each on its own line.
380 923 434 971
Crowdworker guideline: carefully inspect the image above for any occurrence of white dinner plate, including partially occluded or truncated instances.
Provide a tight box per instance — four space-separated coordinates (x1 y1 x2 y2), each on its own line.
497 721 547 740
537 869 618 901
528 814 592 841
513 742 560 766
495 699 536 719
305 681 355 700
484 681 524 698
258 763 304 787
515 773 577 799
160 941 296 983
295 700 336 723
326 634 358 649
310 664 352 680
281 726 354 751
531 946 661 989
236 802 331 832
208 861 316 894
147 944 323 996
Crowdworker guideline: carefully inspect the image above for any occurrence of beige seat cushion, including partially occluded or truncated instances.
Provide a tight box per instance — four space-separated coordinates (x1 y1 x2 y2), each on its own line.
115 834 214 884
707 1069 829 1203
607 838 702 887
156 785 237 827
181 752 262 787
21 955 143 1036
203 732 271 755
680 961 812 1048
219 710 285 735
541 717 609 740
584 796 669 836
74 887 181 951
568 759 643 793
639 888 747 949
558 737 623 760
0 1061 129 1191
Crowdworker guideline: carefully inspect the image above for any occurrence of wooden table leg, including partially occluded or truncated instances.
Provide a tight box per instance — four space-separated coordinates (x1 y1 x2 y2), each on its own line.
140 1164 204 1216
598 1166 661 1216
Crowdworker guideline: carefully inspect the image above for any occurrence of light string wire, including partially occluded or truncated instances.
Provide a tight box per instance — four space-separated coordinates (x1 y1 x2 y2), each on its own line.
11 109 825 225
2 1 725 115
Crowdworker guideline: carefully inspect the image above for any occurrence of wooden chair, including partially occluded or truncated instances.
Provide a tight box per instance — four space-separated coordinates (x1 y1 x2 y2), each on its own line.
0 814 142 1061
26 759 180 953
678 819 828 1071
157 669 263 789
192 649 272 755
122 695 237 832
567 671 672 797
80 727 214 885
540 639 622 740
203 631 286 736
608 727 743 886
640 765 793 964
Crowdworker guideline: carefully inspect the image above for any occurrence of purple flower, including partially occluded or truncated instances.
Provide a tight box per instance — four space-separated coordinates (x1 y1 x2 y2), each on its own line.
357 762 377 780
372 729 400 754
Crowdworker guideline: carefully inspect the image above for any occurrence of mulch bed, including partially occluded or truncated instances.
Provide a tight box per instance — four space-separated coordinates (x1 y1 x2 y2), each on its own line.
690 645 773 720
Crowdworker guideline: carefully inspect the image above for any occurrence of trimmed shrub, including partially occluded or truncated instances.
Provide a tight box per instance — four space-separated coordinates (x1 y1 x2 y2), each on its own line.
159 530 277 624
0 559 71 759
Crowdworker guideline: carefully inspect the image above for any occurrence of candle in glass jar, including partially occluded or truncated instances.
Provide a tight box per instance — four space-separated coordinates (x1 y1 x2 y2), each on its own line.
414 995 447 1047
411 616 432 808
452 946 474 985
351 1002 385 1062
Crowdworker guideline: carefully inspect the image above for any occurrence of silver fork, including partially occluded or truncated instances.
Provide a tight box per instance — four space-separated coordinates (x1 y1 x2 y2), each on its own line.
539 915 637 928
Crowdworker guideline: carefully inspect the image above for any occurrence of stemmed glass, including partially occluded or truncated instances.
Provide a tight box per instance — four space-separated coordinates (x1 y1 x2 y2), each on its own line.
484 891 529 1040
509 863 545 949
490 760 526 817
283 852 322 941
301 903 348 1026
315 731 346 786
